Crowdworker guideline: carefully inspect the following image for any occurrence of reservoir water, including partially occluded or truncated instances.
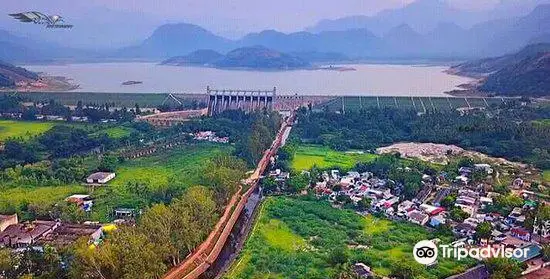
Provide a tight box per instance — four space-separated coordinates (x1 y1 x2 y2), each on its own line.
25 62 474 96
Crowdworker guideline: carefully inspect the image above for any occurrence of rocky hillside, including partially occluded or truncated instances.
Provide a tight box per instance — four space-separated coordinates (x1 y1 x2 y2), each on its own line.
452 43 550 96
0 61 38 87
480 51 550 96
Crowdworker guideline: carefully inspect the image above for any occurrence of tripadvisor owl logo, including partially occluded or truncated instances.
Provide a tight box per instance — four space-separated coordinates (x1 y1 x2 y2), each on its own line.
413 239 532 265
413 240 438 265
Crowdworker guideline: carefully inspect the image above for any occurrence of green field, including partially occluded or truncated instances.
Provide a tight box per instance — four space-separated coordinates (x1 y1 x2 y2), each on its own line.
225 197 474 279
91 126 136 139
291 144 377 171
544 170 550 183
0 120 54 141
533 119 550 127
315 96 509 113
90 143 232 221
5 92 206 107
0 185 87 219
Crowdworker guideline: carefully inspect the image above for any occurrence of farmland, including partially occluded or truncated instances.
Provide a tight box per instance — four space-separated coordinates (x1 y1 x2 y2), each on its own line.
0 185 87 220
4 91 206 107
291 144 377 171
0 120 54 141
90 143 233 221
544 170 550 183
225 197 474 279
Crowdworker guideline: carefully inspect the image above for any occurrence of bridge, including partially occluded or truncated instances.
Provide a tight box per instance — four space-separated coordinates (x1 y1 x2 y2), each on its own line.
162 112 295 279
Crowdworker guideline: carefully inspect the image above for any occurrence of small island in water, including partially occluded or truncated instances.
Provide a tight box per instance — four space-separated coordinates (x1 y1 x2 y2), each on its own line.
162 46 313 71
122 80 143 86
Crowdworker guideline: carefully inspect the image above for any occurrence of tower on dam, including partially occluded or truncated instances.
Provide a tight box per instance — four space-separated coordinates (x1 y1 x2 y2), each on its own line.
207 86 276 116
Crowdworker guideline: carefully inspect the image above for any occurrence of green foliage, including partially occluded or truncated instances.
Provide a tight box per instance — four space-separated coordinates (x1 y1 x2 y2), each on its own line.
291 144 377 171
293 106 550 168
449 207 470 222
287 173 310 193
475 221 493 242
485 257 523 279
226 197 474 279
0 120 54 141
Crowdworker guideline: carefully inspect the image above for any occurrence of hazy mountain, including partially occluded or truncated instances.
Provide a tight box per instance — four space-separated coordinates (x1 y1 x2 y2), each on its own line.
306 0 550 36
115 23 234 59
306 0 488 35
0 29 92 63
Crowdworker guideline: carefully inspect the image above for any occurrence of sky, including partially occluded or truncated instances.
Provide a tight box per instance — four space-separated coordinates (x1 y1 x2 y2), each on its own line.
0 0 546 47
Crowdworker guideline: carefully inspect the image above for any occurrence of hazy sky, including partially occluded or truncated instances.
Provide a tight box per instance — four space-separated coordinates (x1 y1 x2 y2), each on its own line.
1 0 547 47
2 0 513 36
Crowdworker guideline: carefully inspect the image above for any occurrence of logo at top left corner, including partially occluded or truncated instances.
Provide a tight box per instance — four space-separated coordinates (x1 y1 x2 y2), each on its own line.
9 11 73 29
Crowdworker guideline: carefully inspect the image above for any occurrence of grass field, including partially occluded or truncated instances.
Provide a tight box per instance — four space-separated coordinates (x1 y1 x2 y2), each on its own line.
5 92 206 107
91 126 136 139
225 197 474 279
0 185 87 219
315 96 509 113
0 120 54 141
544 170 550 183
90 143 232 221
291 144 377 171
533 119 550 127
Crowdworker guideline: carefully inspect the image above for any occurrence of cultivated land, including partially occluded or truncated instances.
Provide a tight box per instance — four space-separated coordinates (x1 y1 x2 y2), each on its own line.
291 144 377 171
225 197 474 279
0 185 87 219
90 143 232 221
544 170 550 183
90 126 136 139
0 120 54 141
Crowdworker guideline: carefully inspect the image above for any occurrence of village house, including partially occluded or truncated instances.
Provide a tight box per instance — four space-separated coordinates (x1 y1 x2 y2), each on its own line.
511 227 531 241
407 210 429 226
353 263 373 278
0 220 59 248
0 214 18 232
38 223 103 248
86 172 116 184
66 194 94 212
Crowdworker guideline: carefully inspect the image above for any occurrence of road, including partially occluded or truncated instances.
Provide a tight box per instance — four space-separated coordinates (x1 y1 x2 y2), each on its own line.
162 113 294 279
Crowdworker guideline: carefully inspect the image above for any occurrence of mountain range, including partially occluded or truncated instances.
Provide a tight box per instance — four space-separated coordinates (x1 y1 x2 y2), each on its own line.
1 3 550 63
87 3 550 61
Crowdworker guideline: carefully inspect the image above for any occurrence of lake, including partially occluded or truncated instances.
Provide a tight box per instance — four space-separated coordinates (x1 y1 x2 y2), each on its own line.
25 62 474 96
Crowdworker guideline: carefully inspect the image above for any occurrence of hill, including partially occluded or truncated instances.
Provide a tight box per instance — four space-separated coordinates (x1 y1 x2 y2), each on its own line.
480 51 550 96
161 49 224 66
0 61 38 87
213 46 310 70
452 43 550 77
452 43 550 96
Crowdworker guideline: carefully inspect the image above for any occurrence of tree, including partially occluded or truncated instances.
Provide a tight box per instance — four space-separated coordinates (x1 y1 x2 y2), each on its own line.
261 176 278 193
440 194 456 208
139 203 180 266
476 221 492 242
391 260 423 279
287 173 310 193
98 155 118 172
450 207 469 222
485 258 522 279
